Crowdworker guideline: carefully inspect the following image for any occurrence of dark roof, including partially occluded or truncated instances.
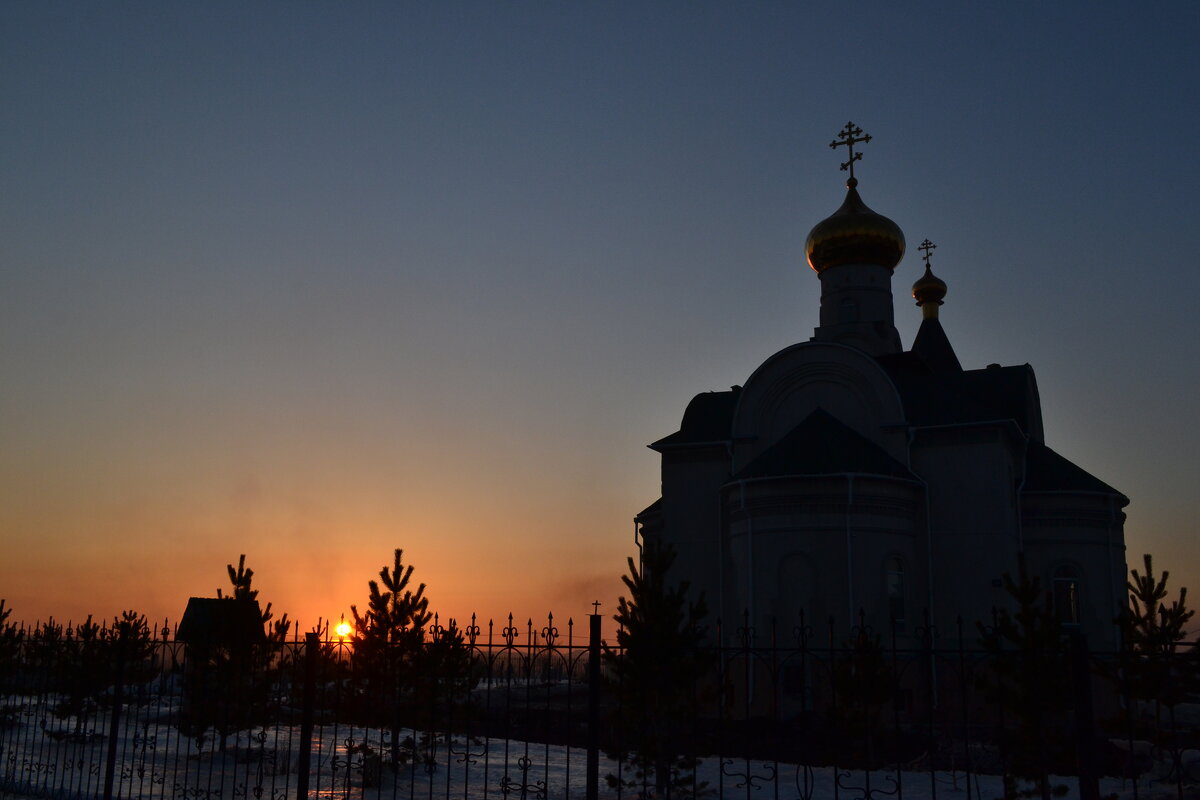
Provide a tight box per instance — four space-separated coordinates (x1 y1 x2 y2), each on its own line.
651 386 741 448
879 355 1040 435
910 317 962 374
636 498 663 519
1024 442 1125 497
177 598 266 646
734 408 915 480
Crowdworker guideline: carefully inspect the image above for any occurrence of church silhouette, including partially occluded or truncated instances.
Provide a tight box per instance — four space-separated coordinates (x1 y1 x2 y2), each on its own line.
636 124 1127 648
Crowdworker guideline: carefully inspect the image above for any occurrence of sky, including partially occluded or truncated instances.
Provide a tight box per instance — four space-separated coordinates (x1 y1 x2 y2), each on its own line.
2 2 1198 635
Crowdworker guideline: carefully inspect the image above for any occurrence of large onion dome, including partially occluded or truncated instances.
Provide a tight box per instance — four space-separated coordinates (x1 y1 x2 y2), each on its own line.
805 178 905 274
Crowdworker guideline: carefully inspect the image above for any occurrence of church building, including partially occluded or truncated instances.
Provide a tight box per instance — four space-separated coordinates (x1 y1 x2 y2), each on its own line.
636 124 1127 648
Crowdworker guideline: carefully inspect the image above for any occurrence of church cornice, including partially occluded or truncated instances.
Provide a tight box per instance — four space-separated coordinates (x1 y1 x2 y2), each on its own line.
724 472 922 490
648 439 729 454
1022 489 1130 507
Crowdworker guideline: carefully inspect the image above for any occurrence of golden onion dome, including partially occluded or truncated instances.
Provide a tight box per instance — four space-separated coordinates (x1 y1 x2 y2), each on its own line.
805 178 905 274
912 264 947 307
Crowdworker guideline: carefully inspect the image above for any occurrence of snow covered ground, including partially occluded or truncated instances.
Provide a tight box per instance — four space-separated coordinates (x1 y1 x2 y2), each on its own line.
0 707 1174 800
3 682 1194 800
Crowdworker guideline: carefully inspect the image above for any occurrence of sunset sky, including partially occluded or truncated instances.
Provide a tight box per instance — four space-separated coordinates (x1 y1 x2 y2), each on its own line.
2 3 1198 634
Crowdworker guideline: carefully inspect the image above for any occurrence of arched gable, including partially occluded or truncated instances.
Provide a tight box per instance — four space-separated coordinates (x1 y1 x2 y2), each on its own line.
731 341 908 474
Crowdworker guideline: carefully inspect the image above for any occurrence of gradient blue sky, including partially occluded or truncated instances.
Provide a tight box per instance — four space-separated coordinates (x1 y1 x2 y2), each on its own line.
2 2 1198 632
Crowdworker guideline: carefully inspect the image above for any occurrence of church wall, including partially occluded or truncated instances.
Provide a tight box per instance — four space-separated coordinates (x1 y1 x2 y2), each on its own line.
722 475 923 644
657 445 734 620
1021 491 1127 650
911 426 1025 639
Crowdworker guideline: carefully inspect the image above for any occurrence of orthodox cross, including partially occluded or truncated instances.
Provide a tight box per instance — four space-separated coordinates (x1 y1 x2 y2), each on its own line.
918 238 937 267
829 121 871 180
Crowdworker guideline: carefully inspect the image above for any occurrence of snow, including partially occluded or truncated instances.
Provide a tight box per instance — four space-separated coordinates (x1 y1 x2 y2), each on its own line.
0 703 1179 800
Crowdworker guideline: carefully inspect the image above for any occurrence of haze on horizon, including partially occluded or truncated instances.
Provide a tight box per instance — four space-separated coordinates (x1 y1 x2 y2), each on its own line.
2 3 1198 632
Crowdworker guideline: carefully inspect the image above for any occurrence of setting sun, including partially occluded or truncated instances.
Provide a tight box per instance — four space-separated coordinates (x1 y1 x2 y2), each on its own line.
335 620 352 638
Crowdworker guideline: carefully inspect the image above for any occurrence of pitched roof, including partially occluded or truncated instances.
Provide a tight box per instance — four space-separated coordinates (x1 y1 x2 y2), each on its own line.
910 317 962 374
734 408 914 480
1024 442 1126 498
177 597 266 646
636 498 663 519
879 356 1040 435
651 386 741 448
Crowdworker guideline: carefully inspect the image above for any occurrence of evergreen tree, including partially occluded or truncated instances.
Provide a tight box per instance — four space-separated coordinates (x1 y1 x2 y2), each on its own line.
350 548 434 765
50 615 108 737
1124 554 1193 657
1118 554 1197 742
977 556 1071 800
830 623 895 758
0 600 21 726
604 539 711 799
218 554 291 643
351 548 431 647
111 610 158 686
0 599 20 670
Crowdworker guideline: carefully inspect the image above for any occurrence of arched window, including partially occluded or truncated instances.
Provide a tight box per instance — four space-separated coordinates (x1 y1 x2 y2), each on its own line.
1053 565 1081 627
885 556 906 630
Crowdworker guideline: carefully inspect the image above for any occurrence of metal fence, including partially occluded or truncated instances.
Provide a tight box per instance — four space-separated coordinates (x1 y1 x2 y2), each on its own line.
1 612 1197 800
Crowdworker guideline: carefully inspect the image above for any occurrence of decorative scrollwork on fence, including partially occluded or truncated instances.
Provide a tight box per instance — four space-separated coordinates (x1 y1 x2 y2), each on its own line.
794 762 816 800
430 613 447 642
499 755 547 799
172 781 224 800
448 735 486 767
721 758 775 791
465 614 481 645
502 614 519 647
134 720 157 752
792 609 814 649
835 768 899 800
737 609 756 649
541 613 558 649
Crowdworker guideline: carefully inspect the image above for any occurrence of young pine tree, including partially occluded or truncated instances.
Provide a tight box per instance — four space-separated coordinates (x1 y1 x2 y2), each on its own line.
350 549 434 765
218 554 291 643
1124 554 1193 657
1120 554 1197 735
977 556 1072 800
0 600 20 724
605 539 711 799
351 548 432 650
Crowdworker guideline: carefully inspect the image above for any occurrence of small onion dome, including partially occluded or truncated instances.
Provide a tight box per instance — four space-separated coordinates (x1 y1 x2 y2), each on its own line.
912 264 947 307
805 178 906 274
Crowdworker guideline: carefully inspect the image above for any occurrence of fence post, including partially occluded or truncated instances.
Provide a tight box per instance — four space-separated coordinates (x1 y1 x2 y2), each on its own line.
586 611 601 800
296 632 320 800
1070 632 1099 800
102 627 127 800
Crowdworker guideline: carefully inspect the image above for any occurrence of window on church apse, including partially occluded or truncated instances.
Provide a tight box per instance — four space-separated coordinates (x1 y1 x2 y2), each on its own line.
886 557 905 631
1053 565 1081 627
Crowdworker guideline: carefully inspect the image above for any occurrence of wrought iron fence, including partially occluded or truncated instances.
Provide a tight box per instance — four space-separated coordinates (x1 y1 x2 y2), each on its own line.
1 612 1197 800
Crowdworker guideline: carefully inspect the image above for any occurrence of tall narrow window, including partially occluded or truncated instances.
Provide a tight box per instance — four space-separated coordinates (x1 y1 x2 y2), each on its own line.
1053 565 1081 626
838 298 859 324
886 557 906 630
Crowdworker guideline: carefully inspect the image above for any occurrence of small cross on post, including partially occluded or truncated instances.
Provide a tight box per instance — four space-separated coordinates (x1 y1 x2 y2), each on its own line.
918 238 937 267
830 121 872 182
591 601 601 616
